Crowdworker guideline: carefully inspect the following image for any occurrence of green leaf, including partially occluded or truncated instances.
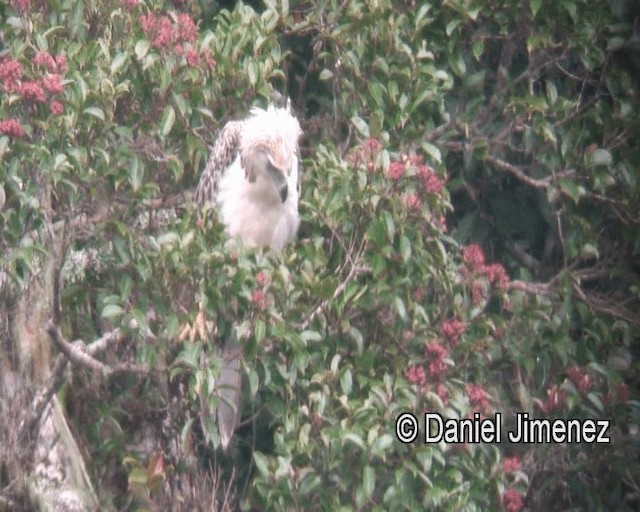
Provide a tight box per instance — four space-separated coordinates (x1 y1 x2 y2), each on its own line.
530 0 542 17
135 40 150 60
319 69 333 81
248 368 259 396
370 434 394 457
351 115 370 137
254 319 266 345
445 18 462 36
110 52 128 74
340 368 353 395
589 149 613 167
420 141 442 164
544 80 558 105
362 465 375 501
248 61 258 86
472 39 485 61
160 105 176 137
383 210 395 242
399 235 411 263
342 432 366 451
84 106 105 122
301 330 322 343
101 304 124 319
253 452 270 477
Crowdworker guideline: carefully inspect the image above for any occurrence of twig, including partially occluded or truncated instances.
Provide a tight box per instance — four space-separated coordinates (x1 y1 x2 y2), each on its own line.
299 241 370 330
507 280 554 296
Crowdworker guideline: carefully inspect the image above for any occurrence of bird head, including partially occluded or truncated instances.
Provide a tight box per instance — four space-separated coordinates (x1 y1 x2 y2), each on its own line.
240 102 302 204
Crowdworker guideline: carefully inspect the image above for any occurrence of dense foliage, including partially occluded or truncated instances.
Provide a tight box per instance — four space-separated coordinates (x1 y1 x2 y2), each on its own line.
1 0 638 510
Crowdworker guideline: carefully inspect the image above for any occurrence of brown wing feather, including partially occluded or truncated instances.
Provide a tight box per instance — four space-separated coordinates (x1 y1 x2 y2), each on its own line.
195 120 243 212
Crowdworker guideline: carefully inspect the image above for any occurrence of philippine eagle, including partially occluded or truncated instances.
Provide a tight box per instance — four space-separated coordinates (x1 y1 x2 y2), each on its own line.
195 96 302 450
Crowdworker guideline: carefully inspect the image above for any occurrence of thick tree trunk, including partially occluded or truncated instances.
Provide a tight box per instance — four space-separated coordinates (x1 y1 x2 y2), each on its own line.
0 215 98 511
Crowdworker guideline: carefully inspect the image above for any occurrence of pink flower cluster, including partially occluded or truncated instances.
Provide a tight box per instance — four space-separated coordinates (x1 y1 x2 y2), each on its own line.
406 364 426 386
417 163 444 195
33 51 67 73
424 341 448 379
251 271 271 309
251 290 270 310
139 12 215 69
466 383 489 410
501 487 524 512
502 455 521 473
120 0 138 11
386 160 405 180
1 51 67 116
461 243 510 289
440 319 465 347
405 341 450 388
0 119 25 138
347 137 383 172
11 0 31 11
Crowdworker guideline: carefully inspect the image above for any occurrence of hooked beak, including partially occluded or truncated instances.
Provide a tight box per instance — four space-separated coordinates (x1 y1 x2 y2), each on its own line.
266 163 288 203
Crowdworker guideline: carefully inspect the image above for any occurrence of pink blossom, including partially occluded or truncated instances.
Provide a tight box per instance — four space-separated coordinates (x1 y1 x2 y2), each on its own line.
17 81 46 102
471 281 486 305
33 51 57 72
435 383 449 405
139 13 157 34
501 487 524 512
120 0 138 10
55 55 68 73
406 364 426 386
176 45 199 67
424 341 448 379
42 74 64 94
466 383 489 410
251 290 269 309
153 16 177 48
440 319 465 346
387 160 405 180
0 118 26 138
0 58 22 90
50 100 64 116
11 0 31 11
424 341 448 360
503 455 521 473
403 193 421 211
462 243 485 269
364 137 382 154
202 49 217 68
417 164 444 195
33 52 67 73
255 271 270 287
485 262 510 288
177 13 198 42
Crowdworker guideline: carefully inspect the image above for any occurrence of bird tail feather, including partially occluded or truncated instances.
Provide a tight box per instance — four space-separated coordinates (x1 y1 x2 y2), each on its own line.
216 336 242 451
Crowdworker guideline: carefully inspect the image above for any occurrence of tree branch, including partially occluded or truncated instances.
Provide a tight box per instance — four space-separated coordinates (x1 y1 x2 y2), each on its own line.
18 324 124 445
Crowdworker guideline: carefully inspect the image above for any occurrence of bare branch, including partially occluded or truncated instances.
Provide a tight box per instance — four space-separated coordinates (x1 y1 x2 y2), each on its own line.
18 324 125 444
47 321 113 377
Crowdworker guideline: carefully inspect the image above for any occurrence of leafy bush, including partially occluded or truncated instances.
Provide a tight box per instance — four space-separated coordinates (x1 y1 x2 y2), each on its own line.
1 0 638 510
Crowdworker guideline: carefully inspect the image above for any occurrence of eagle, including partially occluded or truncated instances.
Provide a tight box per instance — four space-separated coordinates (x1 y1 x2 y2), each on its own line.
195 95 302 450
